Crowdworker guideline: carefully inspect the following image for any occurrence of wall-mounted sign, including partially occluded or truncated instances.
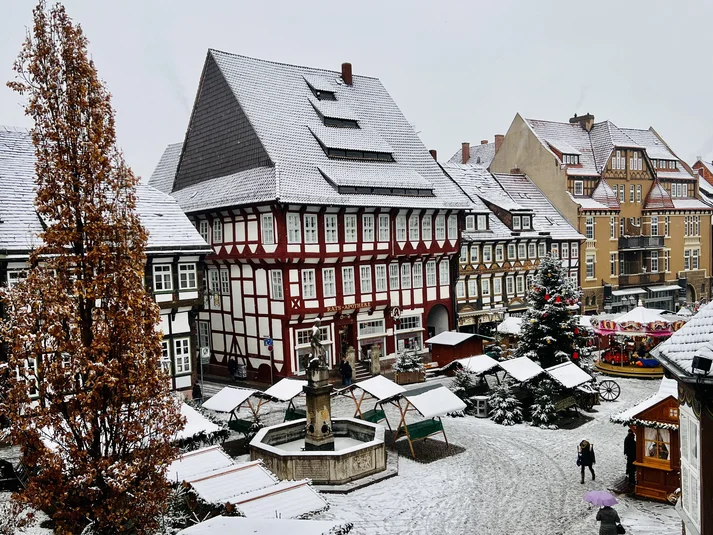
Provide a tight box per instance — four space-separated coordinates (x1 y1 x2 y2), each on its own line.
326 302 372 313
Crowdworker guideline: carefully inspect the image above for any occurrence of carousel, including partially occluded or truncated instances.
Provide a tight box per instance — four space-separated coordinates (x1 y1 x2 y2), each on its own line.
590 305 687 378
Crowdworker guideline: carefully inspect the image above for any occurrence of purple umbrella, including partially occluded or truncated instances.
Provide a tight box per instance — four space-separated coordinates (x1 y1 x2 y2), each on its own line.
584 490 618 507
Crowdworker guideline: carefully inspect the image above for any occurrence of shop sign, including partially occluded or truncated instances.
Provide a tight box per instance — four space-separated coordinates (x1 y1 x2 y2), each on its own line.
326 302 372 313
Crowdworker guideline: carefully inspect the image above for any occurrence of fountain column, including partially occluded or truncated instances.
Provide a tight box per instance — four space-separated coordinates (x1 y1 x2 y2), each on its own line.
303 319 335 451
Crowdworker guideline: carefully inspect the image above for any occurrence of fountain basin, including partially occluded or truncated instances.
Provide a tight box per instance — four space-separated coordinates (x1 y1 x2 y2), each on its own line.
250 418 386 485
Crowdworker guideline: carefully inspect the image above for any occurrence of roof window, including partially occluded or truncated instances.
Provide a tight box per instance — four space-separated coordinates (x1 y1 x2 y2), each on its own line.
309 85 336 101
563 154 579 165
324 117 359 129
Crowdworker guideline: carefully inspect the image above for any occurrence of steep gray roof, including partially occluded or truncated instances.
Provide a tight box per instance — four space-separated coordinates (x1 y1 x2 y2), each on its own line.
148 142 182 194
447 142 496 168
0 127 210 255
163 50 471 212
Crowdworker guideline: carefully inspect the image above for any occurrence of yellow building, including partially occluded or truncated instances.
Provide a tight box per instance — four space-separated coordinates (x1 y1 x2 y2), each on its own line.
491 113 711 313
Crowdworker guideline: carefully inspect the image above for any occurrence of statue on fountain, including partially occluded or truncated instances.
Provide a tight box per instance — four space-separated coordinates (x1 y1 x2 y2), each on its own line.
307 318 328 372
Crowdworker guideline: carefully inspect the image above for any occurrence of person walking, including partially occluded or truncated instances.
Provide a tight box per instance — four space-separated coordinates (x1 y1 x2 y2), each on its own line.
227 357 237 382
579 439 596 484
192 382 203 406
624 428 636 488
596 505 622 535
339 357 353 387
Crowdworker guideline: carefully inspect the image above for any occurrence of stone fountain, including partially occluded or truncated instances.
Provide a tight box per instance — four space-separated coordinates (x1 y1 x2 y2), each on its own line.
250 320 387 485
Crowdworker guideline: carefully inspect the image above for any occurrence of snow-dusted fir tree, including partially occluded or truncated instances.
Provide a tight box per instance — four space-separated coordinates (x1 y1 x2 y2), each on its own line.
514 253 581 369
528 377 561 429
1 3 183 534
450 369 474 399
488 382 523 425
393 349 424 373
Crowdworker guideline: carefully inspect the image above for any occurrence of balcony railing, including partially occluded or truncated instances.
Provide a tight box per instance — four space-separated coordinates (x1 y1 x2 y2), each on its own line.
618 236 665 251
618 272 666 286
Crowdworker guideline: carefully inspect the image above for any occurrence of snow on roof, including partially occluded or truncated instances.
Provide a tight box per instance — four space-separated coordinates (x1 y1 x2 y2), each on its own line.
589 178 621 210
318 163 433 191
671 198 711 211
259 378 307 402
643 181 674 210
498 356 545 383
611 288 646 297
655 301 713 378
177 517 348 535
232 479 328 519
569 194 612 211
611 378 678 425
352 375 405 401
162 51 472 212
189 461 280 504
497 317 522 335
166 445 235 483
577 315 595 329
404 385 467 418
175 403 222 443
545 361 593 389
526 118 600 175
425 331 476 346
202 386 258 413
148 142 182 194
453 354 500 375
446 142 497 168
545 138 581 155
614 306 667 325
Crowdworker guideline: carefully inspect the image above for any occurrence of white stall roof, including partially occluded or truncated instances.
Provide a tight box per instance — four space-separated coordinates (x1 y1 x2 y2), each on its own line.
545 361 593 389
202 386 257 413
425 331 475 346
497 317 522 335
233 480 328 519
177 517 349 535
454 354 500 375
175 403 222 442
189 461 279 504
354 375 406 401
259 378 308 402
405 385 467 418
498 356 544 382
166 445 235 483
611 378 679 424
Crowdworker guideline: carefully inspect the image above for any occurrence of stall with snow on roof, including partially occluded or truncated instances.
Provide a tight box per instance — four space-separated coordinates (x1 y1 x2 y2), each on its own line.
426 331 487 367
201 386 260 436
254 378 308 422
610 378 680 502
342 375 405 428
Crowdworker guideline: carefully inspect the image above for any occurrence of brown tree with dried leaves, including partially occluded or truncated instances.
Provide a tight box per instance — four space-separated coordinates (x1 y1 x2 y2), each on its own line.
1 2 184 533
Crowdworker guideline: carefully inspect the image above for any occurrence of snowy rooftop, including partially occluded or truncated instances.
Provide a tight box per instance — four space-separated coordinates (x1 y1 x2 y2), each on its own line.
202 386 258 413
174 403 223 443
166 445 235 483
258 378 307 402
425 331 476 346
611 378 678 425
453 354 500 375
189 461 280 504
447 141 497 168
404 384 467 418
177 517 349 535
497 316 522 335
544 361 593 389
498 356 545 383
232 479 328 519
352 375 405 401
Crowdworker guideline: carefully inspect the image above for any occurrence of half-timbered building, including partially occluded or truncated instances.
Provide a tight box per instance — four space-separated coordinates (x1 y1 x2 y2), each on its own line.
149 51 471 382
0 126 211 395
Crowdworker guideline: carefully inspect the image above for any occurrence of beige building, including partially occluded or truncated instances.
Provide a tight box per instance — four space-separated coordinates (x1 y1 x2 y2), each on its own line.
491 113 711 313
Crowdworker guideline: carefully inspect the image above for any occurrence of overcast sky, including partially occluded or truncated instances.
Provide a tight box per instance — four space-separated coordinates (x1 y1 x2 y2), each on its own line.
2 0 713 181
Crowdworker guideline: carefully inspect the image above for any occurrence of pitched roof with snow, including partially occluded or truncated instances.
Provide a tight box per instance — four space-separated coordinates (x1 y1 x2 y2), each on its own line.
447 142 497 168
588 178 621 210
655 301 713 381
148 142 182 194
643 181 675 210
0 127 210 256
161 51 471 212
611 378 678 425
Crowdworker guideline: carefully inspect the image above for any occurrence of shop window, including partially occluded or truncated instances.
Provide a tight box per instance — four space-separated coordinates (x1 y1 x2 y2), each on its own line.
644 428 671 466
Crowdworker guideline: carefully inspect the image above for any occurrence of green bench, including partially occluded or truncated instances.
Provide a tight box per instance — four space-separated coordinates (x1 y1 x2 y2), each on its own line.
284 407 307 422
228 418 255 436
359 408 386 423
399 418 444 441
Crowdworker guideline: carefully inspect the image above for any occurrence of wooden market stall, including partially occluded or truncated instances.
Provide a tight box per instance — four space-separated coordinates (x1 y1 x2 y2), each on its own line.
255 378 308 422
202 386 260 436
425 331 487 367
610 378 680 502
343 375 405 428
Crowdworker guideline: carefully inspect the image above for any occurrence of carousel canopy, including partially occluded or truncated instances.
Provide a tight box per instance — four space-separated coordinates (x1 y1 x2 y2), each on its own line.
615 306 667 325
592 306 680 337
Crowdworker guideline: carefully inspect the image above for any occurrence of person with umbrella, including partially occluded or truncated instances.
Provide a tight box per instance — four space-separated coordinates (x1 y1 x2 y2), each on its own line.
584 491 624 535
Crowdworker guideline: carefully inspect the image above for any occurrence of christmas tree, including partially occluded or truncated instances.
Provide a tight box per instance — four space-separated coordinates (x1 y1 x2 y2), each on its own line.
450 369 474 399
488 382 523 425
393 349 424 373
514 253 582 369
528 377 561 429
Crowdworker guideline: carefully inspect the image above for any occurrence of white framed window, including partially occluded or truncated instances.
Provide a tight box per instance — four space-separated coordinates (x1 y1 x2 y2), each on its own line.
213 219 223 243
304 214 318 243
693 248 700 269
408 215 420 241
610 253 617 277
518 243 526 259
522 216 531 229
586 255 595 279
270 270 283 300
396 215 407 241
561 243 569 259
17 357 39 398
287 213 301 243
636 185 642 203
401 263 411 289
465 215 476 231
651 251 659 273
477 214 487 230
342 266 355 295
178 263 197 290
378 214 390 242
571 243 579 259
153 264 173 292
680 405 701 530
439 260 449 285
360 265 372 293
261 214 274 245
363 214 375 242
198 321 211 351
664 250 670 272
460 245 468 264
481 278 491 297
538 243 547 257
208 269 220 296
375 265 387 292
506 276 514 295
413 263 423 288
468 278 478 298
322 268 336 298
619 184 625 203
389 264 399 290
198 220 209 243
684 249 691 270
435 215 446 240
586 216 594 240
493 277 502 295
513 216 521 230
551 243 559 258
447 215 458 240
456 281 466 298
467 245 478 264
650 216 659 237
174 338 191 375
302 269 316 299
495 245 504 262
528 243 536 258
324 215 338 243
630 184 635 204
610 217 616 239
160 341 171 374
516 275 524 294
483 245 492 263
220 269 230 295
574 181 583 196
508 243 516 260
421 215 432 241
426 261 437 287
665 216 670 237
345 214 357 243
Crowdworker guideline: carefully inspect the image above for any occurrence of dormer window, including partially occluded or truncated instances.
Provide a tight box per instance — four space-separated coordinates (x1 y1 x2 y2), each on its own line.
574 180 584 196
324 117 359 128
477 214 488 230
522 216 531 230
563 154 579 165
465 215 475 231
310 86 336 101
513 216 521 230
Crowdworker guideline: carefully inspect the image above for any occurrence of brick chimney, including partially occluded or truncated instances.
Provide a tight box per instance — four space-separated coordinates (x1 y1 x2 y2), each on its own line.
341 62 352 85
510 167 521 174
494 134 504 153
569 113 595 132
481 139 488 145
429 149 437 161
461 142 470 164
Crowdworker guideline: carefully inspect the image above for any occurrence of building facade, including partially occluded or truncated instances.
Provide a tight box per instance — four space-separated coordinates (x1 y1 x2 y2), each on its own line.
442 163 583 333
491 114 712 313
0 126 211 395
150 51 471 382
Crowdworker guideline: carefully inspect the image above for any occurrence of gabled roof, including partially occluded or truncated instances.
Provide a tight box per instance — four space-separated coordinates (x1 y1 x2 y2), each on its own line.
0 127 210 255
611 378 678 425
589 178 620 210
447 142 497 168
643 181 674 210
526 119 599 175
162 51 471 212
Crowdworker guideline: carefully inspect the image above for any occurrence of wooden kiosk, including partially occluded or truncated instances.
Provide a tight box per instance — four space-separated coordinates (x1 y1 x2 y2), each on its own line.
611 378 680 502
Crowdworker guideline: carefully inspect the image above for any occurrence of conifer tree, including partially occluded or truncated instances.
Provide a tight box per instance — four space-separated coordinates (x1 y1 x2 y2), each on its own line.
1 3 183 533
488 382 523 426
514 253 581 369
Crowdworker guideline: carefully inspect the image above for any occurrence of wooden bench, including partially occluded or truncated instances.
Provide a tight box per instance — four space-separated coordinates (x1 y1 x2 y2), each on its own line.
228 418 255 436
359 408 386 423
284 407 307 422
399 418 444 442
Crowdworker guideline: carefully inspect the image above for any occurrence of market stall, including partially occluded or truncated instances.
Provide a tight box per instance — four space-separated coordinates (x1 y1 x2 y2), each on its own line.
342 375 405 428
425 331 488 367
255 378 308 422
201 386 260 436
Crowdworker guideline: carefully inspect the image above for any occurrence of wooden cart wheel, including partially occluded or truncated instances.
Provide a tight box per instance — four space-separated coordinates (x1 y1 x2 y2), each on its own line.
598 380 621 402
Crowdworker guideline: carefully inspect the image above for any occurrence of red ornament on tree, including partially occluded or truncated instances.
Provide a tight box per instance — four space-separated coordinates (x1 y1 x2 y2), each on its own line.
572 351 579 360
555 295 561 304
545 294 550 301
574 327 580 335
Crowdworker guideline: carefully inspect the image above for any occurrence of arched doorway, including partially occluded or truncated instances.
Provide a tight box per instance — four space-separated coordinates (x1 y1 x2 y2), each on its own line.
687 284 696 304
427 304 449 339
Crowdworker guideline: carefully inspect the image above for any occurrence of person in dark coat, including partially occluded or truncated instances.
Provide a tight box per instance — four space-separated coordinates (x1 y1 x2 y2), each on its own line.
227 357 237 382
339 358 353 386
624 428 636 487
579 439 596 483
192 383 203 406
596 505 621 535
